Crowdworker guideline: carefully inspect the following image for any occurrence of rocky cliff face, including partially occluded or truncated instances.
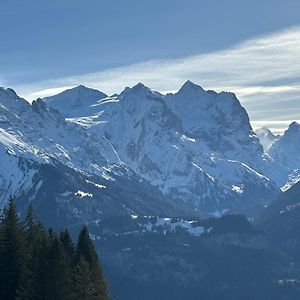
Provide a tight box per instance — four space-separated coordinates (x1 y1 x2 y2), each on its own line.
43 81 279 216
260 122 300 189
268 122 300 170
0 86 185 220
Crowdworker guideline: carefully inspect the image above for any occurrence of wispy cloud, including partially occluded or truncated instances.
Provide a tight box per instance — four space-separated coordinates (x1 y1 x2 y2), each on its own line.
29 86 75 99
15 26 300 133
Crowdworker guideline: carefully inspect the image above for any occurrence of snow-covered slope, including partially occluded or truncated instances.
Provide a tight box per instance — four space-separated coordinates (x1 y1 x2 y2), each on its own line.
268 122 300 170
43 85 107 118
255 127 278 151
44 81 279 216
0 86 187 218
264 122 300 189
165 81 263 165
0 86 120 172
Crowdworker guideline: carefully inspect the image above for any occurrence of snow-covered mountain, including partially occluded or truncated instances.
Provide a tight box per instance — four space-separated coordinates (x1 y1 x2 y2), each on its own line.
2 83 299 300
0 86 186 221
43 85 107 118
255 127 278 150
165 81 263 165
264 122 300 189
268 122 300 170
7 81 300 217
44 81 279 216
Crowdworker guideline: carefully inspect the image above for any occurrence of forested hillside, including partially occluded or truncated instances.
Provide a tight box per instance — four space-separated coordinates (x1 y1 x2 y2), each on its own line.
0 200 109 300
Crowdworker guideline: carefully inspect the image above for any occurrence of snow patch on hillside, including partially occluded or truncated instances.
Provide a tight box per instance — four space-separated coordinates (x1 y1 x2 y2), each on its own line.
75 190 93 198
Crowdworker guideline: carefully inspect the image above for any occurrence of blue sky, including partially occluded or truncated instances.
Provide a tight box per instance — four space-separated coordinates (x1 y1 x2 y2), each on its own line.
1 0 300 133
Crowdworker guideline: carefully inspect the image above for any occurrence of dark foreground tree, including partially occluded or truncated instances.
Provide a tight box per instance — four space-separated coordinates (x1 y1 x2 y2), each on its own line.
0 199 25 300
73 226 109 300
60 229 75 265
0 200 110 300
46 233 73 300
17 205 46 300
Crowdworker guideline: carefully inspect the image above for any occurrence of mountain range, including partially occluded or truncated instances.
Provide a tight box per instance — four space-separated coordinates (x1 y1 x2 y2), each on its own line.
1 81 300 299
1 81 300 216
42 81 300 215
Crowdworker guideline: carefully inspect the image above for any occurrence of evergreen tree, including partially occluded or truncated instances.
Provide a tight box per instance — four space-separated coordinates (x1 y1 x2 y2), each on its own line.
60 229 75 266
34 233 51 300
17 205 47 300
0 199 25 300
46 233 73 300
72 256 98 300
0 203 110 300
75 226 109 300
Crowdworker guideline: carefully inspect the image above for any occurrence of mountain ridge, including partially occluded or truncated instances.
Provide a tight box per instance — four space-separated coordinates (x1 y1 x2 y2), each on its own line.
43 81 281 216
2 81 300 217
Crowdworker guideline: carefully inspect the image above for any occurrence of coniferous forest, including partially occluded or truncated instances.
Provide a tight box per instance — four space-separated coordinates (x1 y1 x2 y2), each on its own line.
0 199 110 300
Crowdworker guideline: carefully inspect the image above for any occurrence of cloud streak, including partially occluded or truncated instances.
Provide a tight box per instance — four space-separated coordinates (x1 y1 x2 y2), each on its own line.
15 26 300 133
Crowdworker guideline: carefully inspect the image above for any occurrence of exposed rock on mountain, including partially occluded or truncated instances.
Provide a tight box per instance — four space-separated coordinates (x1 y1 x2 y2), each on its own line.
44 81 279 216
0 86 186 219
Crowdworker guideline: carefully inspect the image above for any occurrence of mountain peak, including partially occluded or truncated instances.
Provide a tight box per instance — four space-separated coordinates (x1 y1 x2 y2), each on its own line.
267 121 300 175
255 126 275 136
178 80 205 94
64 85 106 97
132 82 152 92
43 85 107 118
121 82 153 98
283 122 300 138
0 86 29 112
73 84 88 91
43 85 107 103
288 121 300 130
0 87 19 99
255 127 278 150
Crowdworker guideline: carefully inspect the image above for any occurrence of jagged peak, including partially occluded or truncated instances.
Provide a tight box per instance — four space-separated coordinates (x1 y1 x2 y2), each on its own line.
131 82 152 92
76 84 87 89
261 126 271 131
135 82 148 88
0 86 29 111
284 121 300 136
32 98 48 110
288 121 300 129
255 127 275 136
255 127 278 151
31 98 65 123
43 85 107 102
120 82 154 98
172 81 241 109
178 80 205 94
0 86 19 99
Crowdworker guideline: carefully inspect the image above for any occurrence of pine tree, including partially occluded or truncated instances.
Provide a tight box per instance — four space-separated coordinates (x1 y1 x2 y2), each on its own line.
0 203 110 300
60 229 75 266
74 226 110 300
34 233 51 300
0 199 25 300
18 208 73 300
17 205 47 300
46 233 73 300
72 256 97 300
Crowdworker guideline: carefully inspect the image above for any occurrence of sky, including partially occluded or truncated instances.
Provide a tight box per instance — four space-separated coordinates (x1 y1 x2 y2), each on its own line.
1 0 300 133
